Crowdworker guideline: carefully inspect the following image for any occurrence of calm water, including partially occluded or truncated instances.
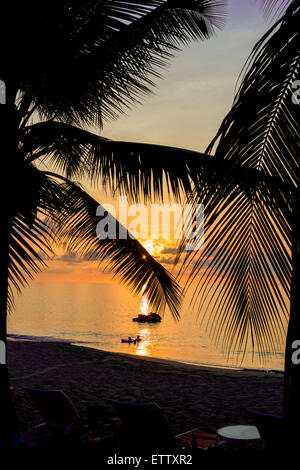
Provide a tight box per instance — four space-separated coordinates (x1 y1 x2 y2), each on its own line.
8 282 285 371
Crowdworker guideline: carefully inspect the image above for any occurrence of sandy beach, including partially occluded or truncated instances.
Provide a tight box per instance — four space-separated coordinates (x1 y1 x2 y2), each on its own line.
8 340 283 435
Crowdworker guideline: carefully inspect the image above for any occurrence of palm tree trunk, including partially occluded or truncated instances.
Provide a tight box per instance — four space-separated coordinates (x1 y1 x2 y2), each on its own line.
283 184 300 435
0 212 18 446
0 87 19 447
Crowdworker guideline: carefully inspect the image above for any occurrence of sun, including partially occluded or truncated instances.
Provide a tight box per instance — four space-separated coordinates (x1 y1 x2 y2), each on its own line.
141 239 164 257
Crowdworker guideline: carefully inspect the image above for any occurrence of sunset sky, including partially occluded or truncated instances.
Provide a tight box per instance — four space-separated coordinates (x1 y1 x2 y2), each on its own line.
36 0 270 284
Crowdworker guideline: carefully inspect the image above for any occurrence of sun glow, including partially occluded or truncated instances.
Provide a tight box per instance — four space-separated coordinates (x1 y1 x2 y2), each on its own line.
140 238 164 257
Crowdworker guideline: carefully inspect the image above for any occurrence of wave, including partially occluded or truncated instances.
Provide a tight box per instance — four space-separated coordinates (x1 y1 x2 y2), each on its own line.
8 333 72 343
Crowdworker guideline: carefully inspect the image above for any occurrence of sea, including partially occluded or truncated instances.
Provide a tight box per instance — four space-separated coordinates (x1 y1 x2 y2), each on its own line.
8 282 285 372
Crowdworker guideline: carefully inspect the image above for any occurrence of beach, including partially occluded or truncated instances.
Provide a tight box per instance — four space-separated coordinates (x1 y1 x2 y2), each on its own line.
8 340 283 435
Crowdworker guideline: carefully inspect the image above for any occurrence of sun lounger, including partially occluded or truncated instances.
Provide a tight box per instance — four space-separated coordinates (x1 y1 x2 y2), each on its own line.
23 387 84 444
246 409 286 450
107 400 173 453
108 400 222 454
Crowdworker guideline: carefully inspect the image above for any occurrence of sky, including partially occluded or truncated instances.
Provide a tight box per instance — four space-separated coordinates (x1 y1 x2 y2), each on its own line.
35 0 271 284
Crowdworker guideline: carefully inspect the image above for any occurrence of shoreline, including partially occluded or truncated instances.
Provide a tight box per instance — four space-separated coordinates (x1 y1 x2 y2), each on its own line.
8 334 284 377
75 346 284 378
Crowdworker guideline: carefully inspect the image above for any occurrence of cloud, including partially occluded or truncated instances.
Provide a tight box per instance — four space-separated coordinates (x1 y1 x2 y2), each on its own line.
161 258 176 265
161 247 179 255
57 252 81 264
57 251 99 264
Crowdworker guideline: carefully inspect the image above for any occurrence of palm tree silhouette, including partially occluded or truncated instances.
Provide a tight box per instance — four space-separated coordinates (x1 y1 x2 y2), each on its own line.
181 0 300 436
0 1 225 446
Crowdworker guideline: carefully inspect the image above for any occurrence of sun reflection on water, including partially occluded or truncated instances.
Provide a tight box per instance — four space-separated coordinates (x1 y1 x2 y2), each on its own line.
136 286 152 355
140 284 149 316
133 285 156 356
136 328 152 356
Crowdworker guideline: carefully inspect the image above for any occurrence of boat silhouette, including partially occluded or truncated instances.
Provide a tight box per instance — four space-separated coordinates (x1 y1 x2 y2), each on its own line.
132 312 161 323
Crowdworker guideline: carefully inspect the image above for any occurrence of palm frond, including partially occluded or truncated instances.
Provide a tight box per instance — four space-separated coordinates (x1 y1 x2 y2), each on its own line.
7 167 64 305
8 166 182 317
207 1 300 189
261 0 295 19
180 166 292 360
9 167 181 318
179 3 300 360
22 121 208 201
44 171 182 319
9 0 226 126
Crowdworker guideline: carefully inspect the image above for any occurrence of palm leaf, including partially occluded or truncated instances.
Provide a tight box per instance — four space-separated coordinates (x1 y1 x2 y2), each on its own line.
181 172 291 360
43 171 182 318
261 0 295 19
7 167 66 308
180 3 300 359
207 2 300 189
22 121 208 201
9 0 225 126
8 166 182 318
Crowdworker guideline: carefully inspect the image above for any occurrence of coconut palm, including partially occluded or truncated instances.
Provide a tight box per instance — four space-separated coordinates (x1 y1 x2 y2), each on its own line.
180 0 300 433
0 0 226 446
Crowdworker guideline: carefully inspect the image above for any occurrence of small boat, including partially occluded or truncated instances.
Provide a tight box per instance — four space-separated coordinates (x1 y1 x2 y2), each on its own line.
121 339 133 343
132 312 161 323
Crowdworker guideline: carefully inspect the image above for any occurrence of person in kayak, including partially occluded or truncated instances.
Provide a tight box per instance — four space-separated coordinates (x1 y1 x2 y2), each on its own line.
133 335 141 344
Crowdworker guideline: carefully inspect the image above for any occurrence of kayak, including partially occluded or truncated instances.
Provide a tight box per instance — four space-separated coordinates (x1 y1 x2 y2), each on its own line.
121 338 142 343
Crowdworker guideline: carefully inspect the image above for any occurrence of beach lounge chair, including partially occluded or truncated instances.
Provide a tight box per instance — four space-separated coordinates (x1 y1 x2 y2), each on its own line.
246 409 286 450
108 400 220 454
107 400 173 453
23 387 84 444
